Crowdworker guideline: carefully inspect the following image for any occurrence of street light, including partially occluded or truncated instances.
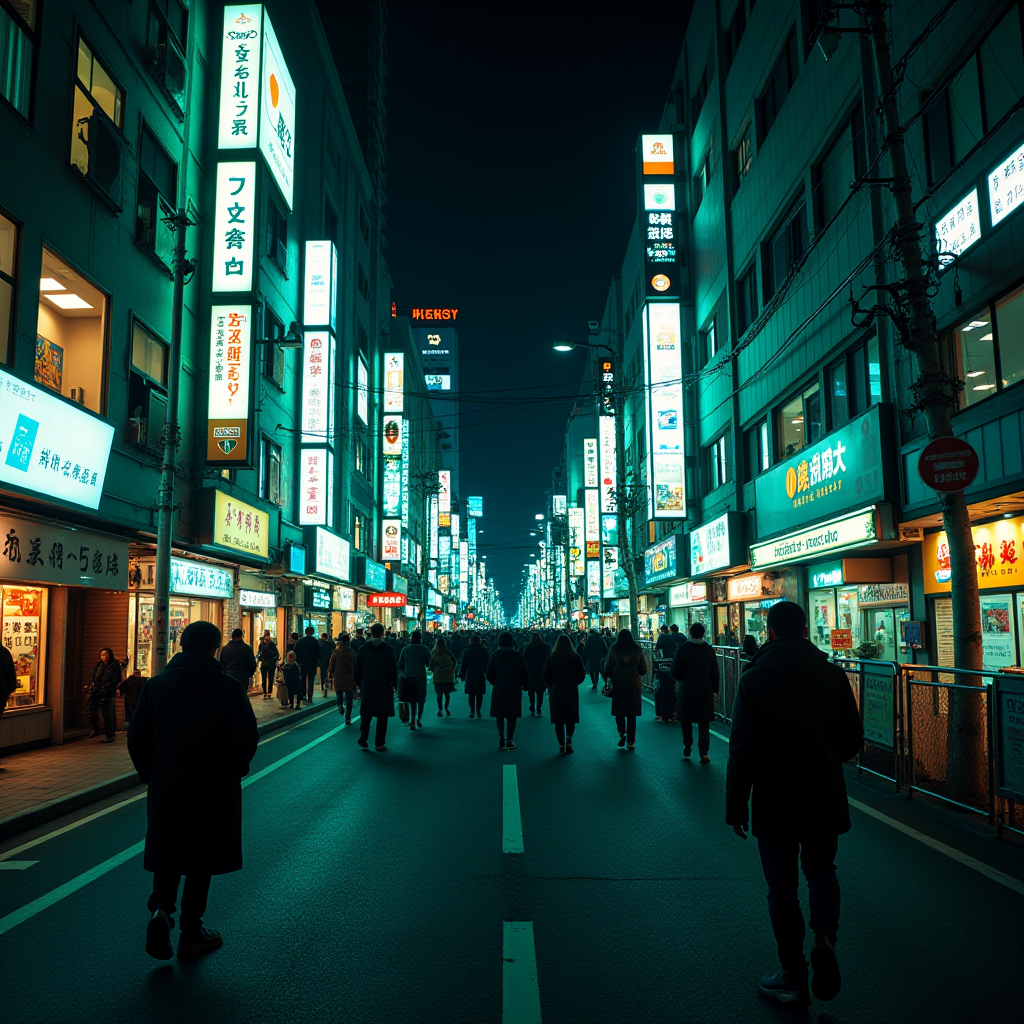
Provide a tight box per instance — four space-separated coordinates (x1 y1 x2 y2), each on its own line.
552 341 575 352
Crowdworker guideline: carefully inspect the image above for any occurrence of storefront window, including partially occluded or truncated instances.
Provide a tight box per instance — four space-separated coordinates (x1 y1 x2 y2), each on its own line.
810 589 836 654
37 249 108 413
1 585 45 707
980 592 1016 672
742 600 778 646
714 603 739 646
837 587 862 653
129 593 222 675
995 285 1024 391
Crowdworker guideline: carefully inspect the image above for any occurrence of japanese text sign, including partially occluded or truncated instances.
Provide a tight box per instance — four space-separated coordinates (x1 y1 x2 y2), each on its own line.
934 188 981 269
212 162 257 292
218 5 262 149
923 514 1024 594
988 142 1024 227
644 303 685 518
211 489 269 559
302 331 332 444
303 241 337 330
259 11 296 210
206 304 253 464
0 513 127 589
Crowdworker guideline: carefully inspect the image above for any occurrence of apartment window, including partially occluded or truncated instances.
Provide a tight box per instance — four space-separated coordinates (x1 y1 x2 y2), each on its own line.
71 37 126 207
0 210 17 364
135 123 177 267
126 320 167 449
37 248 108 413
828 354 849 427
708 434 730 491
261 307 285 386
953 285 1024 408
763 203 807 300
815 107 865 228
260 436 283 506
353 511 364 551
691 53 713 124
735 128 752 187
745 419 770 480
354 438 369 477
736 264 758 336
694 145 713 208
700 315 719 364
725 2 747 72
0 0 36 118
146 0 188 114
357 263 370 301
760 28 799 139
925 4 1024 181
776 383 821 458
265 196 287 271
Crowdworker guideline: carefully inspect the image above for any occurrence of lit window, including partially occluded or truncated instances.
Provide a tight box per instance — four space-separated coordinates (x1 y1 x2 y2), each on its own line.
71 37 125 201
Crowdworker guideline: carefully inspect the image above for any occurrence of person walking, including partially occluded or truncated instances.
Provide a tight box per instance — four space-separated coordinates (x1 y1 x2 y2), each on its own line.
282 652 303 708
350 627 367 654
429 636 457 717
329 635 357 725
128 620 259 961
671 622 719 762
256 630 280 700
653 624 682 722
583 629 606 690
219 628 258 693
0 641 16 770
88 648 122 743
397 630 431 730
544 634 586 754
292 626 321 703
318 633 335 697
353 623 398 751
459 634 489 717
726 601 863 1008
119 668 146 723
741 633 759 659
486 631 529 750
523 632 550 716
601 630 647 751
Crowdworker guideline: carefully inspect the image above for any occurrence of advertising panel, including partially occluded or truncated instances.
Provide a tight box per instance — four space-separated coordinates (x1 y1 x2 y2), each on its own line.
0 367 115 510
987 142 1024 227
643 183 675 210
361 557 387 591
301 331 331 444
552 494 567 516
356 356 368 425
641 134 674 175
668 582 707 607
211 162 257 292
382 415 403 457
923 513 1024 594
568 507 584 576
239 589 275 608
171 558 233 599
381 519 402 563
587 560 601 598
644 535 677 585
258 11 295 209
862 670 894 748
206 304 253 464
303 241 337 328
383 456 402 517
401 425 410 529
210 489 269 559
467 496 483 517
218 5 262 149
599 415 617 514
314 528 349 581
583 438 599 488
584 489 600 543
749 507 880 570
644 303 685 518
384 352 405 413
934 188 981 269
438 470 451 513
298 447 330 526
993 674 1024 802
689 511 744 576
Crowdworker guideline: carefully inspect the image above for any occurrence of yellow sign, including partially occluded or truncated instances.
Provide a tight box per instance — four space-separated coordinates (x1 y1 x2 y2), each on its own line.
922 514 1024 594
213 490 270 559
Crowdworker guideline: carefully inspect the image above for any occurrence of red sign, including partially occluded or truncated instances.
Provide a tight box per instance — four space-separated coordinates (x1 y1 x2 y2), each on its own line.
830 628 853 650
366 592 407 608
918 436 980 493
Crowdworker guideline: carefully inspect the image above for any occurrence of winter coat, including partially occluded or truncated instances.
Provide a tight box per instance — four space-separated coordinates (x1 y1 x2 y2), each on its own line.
449 633 468 661
487 646 529 720
257 638 280 664
293 635 321 667
127 651 258 875
583 633 607 673
318 639 335 669
671 640 719 722
523 640 551 692
89 660 122 704
544 652 586 724
602 642 647 718
429 649 457 693
282 662 303 697
328 645 356 691
654 633 681 683
397 642 431 702
354 639 398 718
350 635 367 654
219 639 257 688
725 636 863 840
459 645 489 695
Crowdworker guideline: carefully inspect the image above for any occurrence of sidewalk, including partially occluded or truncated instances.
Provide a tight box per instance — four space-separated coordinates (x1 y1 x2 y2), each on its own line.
0 689 339 841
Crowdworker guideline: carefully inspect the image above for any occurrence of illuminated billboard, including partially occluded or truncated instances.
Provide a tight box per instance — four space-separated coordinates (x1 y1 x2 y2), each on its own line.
211 162 257 292
384 352 405 412
303 241 337 329
301 331 331 444
599 415 617 514
641 134 674 175
258 11 296 209
438 470 451 513
584 438 598 488
585 489 600 543
206 304 253 464
644 302 685 518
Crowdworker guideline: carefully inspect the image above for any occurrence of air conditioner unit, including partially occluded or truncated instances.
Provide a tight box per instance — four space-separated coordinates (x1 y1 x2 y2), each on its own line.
899 525 924 542
70 387 86 405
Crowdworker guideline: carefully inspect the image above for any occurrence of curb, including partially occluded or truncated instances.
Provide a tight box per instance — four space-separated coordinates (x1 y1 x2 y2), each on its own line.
0 698 335 844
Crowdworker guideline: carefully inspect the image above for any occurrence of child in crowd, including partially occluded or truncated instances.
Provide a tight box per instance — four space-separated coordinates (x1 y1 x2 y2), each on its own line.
282 651 303 709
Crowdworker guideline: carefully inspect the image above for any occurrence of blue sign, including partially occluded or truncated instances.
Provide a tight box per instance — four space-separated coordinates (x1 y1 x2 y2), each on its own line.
362 556 386 591
288 543 307 575
644 535 677 585
467 496 483 517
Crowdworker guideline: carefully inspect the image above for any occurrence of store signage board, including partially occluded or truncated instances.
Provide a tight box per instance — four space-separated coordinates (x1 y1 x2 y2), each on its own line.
438 470 451 514
753 405 885 538
587 560 601 598
314 528 350 582
362 557 387 591
401 426 410 530
668 581 707 607
239 588 275 608
303 241 337 329
381 518 402 562
568 507 584 576
987 142 1024 227
206 304 253 464
299 447 330 526
583 438 599 488
862 670 895 748
171 558 234 599
749 506 880 570
367 592 407 608
727 574 765 603
644 303 685 519
918 436 979 492
552 494 567 516
383 457 402 518
644 535 677 585
993 674 1024 802
467 496 483 517
301 331 331 444
584 489 600 543
384 352 405 413
809 559 844 588
830 628 853 650
0 366 114 511
211 162 257 292
391 574 408 594
382 415 403 457
599 416 617 514
337 586 355 611
211 489 270 559
287 542 306 575
357 356 369 425
922 513 1024 594
641 134 674 175
690 511 744 576
934 188 981 269
258 11 295 209
218 5 263 149
643 183 675 210
0 512 127 589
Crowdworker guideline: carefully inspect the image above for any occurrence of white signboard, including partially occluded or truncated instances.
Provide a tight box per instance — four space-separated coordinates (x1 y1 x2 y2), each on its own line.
568 507 585 577
258 11 296 210
383 415 403 457
583 437 599 488
641 134 675 174
935 188 981 268
586 560 601 598
585 489 600 543
212 161 257 292
315 527 350 581
357 356 369 425
552 494 567 516
0 367 115 511
750 507 880 570
438 470 451 514
301 331 331 444
171 557 234 599
384 352 405 413
643 183 676 210
218 5 262 150
690 512 733 576
382 518 402 562
303 240 336 328
645 302 685 519
299 446 330 526
600 415 617 514
988 142 1024 227
207 305 252 421
239 589 275 608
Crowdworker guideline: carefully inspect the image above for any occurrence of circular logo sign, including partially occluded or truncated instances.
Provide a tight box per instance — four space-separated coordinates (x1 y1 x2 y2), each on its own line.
384 420 400 445
785 466 798 499
651 274 671 292
918 436 980 493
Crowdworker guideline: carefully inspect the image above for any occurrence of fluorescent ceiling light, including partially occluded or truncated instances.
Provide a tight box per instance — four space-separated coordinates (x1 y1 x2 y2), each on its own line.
45 293 93 310
972 384 996 391
963 320 989 330
980 333 993 341
39 278 66 291
965 371 987 378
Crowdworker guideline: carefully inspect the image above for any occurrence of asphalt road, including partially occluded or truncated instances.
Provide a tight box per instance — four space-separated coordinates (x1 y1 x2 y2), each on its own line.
1 687 1021 1024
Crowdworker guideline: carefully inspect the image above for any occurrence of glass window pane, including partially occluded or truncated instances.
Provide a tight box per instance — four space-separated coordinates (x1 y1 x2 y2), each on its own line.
867 336 882 403
818 122 854 226
1 10 33 118
830 356 848 426
0 212 15 277
71 85 93 175
778 394 804 457
77 37 92 89
955 312 997 406
759 421 769 471
90 59 120 125
980 5 1024 130
949 54 983 163
804 385 824 442
995 284 1024 390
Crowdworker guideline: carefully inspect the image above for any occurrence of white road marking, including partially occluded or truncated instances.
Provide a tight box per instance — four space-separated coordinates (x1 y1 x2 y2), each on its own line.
503 765 524 854
0 717 352 937
0 861 38 870
503 920 542 1024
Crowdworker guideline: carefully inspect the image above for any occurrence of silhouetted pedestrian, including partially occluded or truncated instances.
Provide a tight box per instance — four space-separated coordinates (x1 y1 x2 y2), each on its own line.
219 628 257 692
523 632 550 715
256 631 280 700
293 626 321 703
329 635 356 724
487 631 529 750
544 634 585 753
397 630 431 729
88 648 121 742
671 622 719 762
602 629 647 751
459 634 488 717
354 623 398 751
429 637 457 716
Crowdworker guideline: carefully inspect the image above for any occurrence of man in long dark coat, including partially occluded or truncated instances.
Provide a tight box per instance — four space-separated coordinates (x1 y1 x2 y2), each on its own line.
654 624 682 721
486 631 529 749
583 630 607 690
354 622 398 750
671 622 719 761
128 620 259 961
293 626 321 703
219 627 257 691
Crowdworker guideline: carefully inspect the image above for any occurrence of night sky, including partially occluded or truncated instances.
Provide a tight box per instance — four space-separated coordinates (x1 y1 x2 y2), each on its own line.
387 3 692 612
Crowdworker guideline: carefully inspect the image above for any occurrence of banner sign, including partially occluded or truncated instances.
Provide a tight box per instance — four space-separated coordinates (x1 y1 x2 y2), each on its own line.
206 304 253 464
211 162 257 292
644 302 685 518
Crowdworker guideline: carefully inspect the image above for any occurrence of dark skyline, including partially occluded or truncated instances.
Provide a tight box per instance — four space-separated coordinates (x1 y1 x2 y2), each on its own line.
387 4 692 612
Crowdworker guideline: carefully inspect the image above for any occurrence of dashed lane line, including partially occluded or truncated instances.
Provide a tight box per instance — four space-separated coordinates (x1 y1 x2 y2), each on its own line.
503 920 542 1024
0 861 38 870
503 765 524 854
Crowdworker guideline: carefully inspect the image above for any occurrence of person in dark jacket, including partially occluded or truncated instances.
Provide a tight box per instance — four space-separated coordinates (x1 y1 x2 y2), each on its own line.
256 631 280 700
219 629 257 692
282 652 303 708
353 623 398 751
397 631 431 730
328 635 357 723
459 634 489 717
88 648 122 742
119 669 146 722
429 637 457 716
486 631 529 750
726 601 862 1009
523 632 551 716
654 625 682 721
583 630 606 690
742 633 759 658
544 634 586 753
317 633 335 696
602 630 647 750
0 641 16 769
128 620 258 961
350 627 367 653
292 626 321 703
671 622 719 762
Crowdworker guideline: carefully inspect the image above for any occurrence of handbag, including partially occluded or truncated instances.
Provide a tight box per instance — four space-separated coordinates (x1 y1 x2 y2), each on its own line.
601 681 613 697
398 700 410 724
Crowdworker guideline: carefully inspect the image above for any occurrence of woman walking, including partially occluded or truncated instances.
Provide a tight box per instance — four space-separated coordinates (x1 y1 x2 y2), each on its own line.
429 636 457 717
397 630 431 730
88 648 122 742
486 631 529 750
544 634 586 754
523 632 551 716
602 629 648 751
329 634 357 725
459 634 489 717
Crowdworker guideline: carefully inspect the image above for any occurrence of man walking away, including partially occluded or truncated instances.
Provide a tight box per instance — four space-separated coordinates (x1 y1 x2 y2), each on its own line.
256 630 280 701
671 623 718 761
219 628 257 692
350 627 367 653
0 641 15 769
653 625 681 722
523 632 551 715
318 633 335 696
293 626 321 703
354 623 398 751
129 621 258 961
726 600 862 1008
583 629 606 690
